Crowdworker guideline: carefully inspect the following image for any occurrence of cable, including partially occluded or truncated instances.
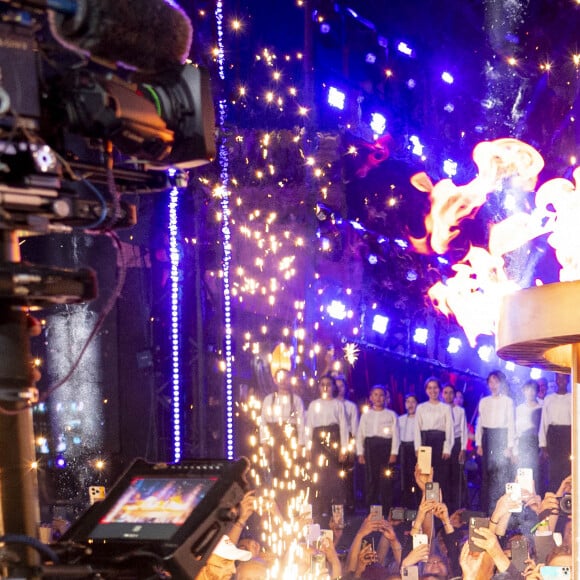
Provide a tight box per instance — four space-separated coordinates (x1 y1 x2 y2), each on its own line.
0 534 60 564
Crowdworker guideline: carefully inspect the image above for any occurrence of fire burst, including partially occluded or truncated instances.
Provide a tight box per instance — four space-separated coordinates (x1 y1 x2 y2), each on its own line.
412 138 580 346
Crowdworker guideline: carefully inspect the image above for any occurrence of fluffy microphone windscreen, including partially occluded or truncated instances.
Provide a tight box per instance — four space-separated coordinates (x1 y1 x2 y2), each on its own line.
51 0 193 73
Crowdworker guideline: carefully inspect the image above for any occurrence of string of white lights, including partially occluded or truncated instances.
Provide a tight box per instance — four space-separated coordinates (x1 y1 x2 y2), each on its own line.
168 180 182 462
216 0 234 459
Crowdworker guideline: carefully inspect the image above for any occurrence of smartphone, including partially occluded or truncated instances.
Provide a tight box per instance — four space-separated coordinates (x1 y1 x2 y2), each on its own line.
402 566 420 580
390 507 405 521
516 467 534 496
506 482 522 513
540 566 571 579
413 533 428 549
370 504 382 521
425 481 440 501
468 516 489 553
305 523 321 543
331 504 345 528
88 486 106 505
534 533 556 565
404 509 418 521
417 446 432 475
511 538 528 572
320 528 334 543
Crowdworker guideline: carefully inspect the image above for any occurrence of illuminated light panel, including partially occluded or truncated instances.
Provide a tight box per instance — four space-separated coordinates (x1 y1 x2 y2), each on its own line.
168 182 182 463
530 368 542 380
409 135 424 156
372 314 389 334
477 345 494 362
413 327 428 344
447 337 462 354
441 71 454 84
397 41 414 57
328 87 346 110
443 158 458 177
370 112 387 136
327 300 347 320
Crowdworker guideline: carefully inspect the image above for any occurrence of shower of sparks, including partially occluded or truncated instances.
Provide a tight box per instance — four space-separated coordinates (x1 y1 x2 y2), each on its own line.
343 342 360 366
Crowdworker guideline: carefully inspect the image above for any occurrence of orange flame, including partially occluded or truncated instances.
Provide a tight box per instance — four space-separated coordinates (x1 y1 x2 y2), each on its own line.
415 139 580 345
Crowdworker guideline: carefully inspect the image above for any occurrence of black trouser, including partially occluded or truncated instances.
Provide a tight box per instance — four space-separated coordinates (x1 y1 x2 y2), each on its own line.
481 427 511 515
363 436 393 515
399 441 420 509
448 436 467 513
546 425 571 492
421 430 449 503
311 424 344 518
517 429 540 494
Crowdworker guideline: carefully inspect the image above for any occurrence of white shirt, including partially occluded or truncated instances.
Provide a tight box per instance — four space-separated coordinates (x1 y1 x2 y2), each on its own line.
306 398 349 451
539 392 572 448
341 399 359 437
515 402 541 436
399 414 416 443
356 408 400 456
260 392 306 445
414 401 454 455
451 405 468 451
475 394 515 449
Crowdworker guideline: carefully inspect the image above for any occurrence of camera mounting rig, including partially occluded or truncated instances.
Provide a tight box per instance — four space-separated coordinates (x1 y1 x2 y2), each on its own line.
0 0 219 576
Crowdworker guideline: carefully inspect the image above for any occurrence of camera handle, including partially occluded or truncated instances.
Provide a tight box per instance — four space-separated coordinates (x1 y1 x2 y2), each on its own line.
0 230 95 577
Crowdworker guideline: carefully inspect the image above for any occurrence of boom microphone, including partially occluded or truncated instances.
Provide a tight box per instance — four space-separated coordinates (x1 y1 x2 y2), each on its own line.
49 0 193 73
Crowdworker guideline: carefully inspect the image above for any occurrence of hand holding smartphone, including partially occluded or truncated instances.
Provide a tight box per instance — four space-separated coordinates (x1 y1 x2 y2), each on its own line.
506 482 523 513
516 467 535 497
425 481 440 501
412 533 428 550
468 516 490 552
370 504 382 521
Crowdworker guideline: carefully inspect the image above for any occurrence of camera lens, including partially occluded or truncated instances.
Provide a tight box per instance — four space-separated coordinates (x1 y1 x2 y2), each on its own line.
559 494 572 514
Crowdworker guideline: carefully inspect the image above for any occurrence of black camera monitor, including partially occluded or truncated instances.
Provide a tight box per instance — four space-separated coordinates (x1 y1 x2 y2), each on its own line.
88 473 218 541
62 457 249 578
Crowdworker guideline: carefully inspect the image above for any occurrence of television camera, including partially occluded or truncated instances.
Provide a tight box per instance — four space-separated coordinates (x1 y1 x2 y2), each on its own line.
0 0 218 577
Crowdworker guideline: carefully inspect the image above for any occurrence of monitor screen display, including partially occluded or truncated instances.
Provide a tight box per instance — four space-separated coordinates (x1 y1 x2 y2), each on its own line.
89 475 218 541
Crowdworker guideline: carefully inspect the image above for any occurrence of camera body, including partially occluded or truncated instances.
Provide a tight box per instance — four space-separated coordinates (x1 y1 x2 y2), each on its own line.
557 494 572 515
0 2 215 234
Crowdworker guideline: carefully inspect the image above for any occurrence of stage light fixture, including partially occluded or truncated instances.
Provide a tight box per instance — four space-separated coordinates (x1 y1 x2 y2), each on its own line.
505 361 516 371
372 314 389 334
441 71 454 84
397 41 414 57
328 87 346 110
367 253 378 265
409 135 424 156
477 344 494 362
413 327 428 344
530 367 542 379
370 112 387 136
446 337 462 354
320 23 331 33
365 52 377 64
443 158 458 177
327 300 347 320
